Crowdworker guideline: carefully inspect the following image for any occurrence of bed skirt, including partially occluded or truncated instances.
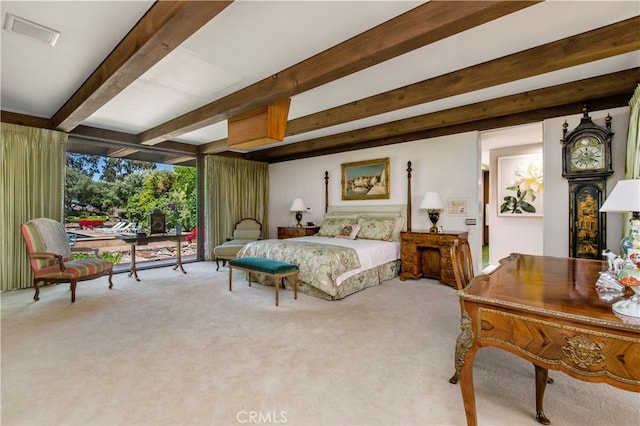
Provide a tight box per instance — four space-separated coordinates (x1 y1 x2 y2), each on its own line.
246 259 401 301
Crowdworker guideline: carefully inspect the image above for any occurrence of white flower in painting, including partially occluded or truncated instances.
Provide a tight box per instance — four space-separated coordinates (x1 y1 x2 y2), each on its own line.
513 160 543 199
500 157 543 215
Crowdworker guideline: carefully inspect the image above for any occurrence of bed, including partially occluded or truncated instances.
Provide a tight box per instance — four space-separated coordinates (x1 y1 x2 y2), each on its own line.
237 163 415 300
237 205 406 300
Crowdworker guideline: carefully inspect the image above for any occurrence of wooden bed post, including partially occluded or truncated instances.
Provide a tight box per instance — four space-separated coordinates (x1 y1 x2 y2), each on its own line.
407 161 412 232
324 171 329 213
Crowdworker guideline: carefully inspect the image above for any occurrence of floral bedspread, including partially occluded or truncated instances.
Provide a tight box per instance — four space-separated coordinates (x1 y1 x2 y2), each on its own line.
237 239 361 298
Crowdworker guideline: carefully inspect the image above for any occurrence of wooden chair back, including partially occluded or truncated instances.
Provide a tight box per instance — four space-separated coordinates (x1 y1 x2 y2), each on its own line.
450 238 474 292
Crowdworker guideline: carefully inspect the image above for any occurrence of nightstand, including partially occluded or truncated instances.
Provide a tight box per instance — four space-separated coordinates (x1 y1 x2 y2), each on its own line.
277 226 320 239
399 231 468 286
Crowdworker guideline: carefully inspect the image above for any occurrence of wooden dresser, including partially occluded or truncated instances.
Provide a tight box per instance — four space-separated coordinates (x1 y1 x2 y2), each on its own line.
399 231 468 286
277 226 320 239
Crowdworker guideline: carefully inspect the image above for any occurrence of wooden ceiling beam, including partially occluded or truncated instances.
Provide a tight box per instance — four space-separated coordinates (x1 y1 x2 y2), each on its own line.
263 93 632 164
141 0 540 145
69 126 197 156
246 69 640 163
201 16 639 156
0 110 52 129
51 1 233 132
286 16 640 135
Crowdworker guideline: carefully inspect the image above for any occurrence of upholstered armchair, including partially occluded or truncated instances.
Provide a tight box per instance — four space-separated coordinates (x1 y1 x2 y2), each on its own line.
213 218 262 270
20 218 114 302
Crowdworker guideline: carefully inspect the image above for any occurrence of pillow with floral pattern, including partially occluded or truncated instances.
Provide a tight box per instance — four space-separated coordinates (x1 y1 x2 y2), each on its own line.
335 224 361 240
357 217 396 241
317 218 357 237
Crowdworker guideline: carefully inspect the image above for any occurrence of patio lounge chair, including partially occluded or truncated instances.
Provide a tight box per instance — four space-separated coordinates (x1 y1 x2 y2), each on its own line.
96 221 128 233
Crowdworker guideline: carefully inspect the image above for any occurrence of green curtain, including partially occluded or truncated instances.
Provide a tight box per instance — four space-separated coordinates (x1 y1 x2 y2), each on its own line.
623 84 640 236
1 123 67 291
203 156 269 260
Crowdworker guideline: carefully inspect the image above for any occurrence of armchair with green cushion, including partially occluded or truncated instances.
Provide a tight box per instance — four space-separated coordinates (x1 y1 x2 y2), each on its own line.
20 218 114 303
213 218 262 270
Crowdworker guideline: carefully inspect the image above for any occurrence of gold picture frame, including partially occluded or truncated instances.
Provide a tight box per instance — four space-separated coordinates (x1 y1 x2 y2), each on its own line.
341 157 390 200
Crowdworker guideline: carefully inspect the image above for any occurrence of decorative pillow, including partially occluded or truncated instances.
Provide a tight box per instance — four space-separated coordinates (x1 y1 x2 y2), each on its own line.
335 224 361 240
357 217 396 241
317 218 357 237
359 215 405 241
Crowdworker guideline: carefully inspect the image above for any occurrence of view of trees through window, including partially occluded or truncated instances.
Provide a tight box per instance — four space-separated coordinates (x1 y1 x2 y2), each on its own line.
65 153 196 232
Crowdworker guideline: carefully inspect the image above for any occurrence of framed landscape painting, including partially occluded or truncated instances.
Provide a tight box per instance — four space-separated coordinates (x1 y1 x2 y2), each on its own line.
497 153 543 217
341 158 390 200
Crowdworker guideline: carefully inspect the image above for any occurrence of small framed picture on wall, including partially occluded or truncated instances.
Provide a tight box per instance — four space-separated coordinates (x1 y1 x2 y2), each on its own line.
447 198 469 216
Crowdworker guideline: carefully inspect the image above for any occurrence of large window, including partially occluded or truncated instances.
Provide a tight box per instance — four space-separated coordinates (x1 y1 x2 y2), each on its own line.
65 153 197 268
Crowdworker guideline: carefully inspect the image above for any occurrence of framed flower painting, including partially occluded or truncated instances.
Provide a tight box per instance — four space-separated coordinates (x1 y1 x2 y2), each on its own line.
497 153 543 217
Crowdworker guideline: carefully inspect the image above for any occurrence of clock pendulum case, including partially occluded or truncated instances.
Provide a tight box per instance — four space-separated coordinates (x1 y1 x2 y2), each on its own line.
560 107 614 259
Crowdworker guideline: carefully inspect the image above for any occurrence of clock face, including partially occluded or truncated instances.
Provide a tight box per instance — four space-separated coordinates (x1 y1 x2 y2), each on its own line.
570 136 604 171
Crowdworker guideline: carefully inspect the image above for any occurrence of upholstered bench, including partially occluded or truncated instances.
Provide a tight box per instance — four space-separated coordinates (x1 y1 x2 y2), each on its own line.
228 257 298 306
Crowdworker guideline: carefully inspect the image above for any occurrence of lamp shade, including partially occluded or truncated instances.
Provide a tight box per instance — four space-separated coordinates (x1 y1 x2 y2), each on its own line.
420 191 444 210
600 179 640 213
290 198 307 212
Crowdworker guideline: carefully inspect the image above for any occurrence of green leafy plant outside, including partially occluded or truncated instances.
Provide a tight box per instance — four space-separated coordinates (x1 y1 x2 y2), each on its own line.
65 154 196 232
72 251 122 264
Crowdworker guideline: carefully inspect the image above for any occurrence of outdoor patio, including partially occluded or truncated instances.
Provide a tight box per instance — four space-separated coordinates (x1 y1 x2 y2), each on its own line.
66 226 197 270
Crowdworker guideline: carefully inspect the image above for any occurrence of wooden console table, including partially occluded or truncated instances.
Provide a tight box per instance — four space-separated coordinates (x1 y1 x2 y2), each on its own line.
456 253 640 425
399 231 468 286
117 233 187 281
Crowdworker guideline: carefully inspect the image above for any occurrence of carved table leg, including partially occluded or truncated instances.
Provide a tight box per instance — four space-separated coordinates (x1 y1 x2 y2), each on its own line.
451 311 473 384
534 364 551 425
460 345 479 426
172 237 187 274
128 243 140 281
456 310 479 426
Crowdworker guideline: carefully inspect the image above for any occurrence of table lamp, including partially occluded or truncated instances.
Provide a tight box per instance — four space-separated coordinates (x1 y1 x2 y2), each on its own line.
420 191 444 233
600 179 640 257
290 198 307 228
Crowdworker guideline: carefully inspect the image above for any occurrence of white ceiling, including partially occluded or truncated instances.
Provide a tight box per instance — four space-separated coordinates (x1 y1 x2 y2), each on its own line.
1 1 639 161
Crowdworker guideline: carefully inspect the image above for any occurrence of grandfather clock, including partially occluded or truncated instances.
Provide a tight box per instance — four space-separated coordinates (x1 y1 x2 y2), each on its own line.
561 106 614 259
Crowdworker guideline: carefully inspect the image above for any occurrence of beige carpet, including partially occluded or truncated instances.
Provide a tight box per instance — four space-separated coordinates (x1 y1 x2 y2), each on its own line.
2 262 638 426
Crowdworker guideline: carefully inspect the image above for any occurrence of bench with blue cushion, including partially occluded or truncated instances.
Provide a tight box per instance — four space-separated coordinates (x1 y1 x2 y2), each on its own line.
228 256 298 306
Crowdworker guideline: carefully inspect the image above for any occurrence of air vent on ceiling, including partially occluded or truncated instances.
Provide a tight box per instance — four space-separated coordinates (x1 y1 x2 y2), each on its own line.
3 13 60 46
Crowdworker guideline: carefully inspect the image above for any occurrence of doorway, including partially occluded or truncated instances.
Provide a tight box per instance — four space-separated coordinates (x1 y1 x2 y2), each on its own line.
480 123 544 266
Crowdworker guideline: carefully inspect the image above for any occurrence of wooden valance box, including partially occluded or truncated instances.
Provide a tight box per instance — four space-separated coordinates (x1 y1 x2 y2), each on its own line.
227 98 291 150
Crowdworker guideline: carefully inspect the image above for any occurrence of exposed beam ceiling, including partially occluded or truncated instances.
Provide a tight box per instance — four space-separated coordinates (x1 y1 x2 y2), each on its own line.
1 1 638 165
139 1 539 146
53 1 233 132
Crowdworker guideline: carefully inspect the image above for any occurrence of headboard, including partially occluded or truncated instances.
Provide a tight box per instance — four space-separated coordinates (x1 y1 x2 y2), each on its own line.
323 160 412 231
325 205 408 232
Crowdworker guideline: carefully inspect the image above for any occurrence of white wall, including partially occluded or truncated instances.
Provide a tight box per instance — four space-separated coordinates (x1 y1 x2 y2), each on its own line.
268 106 631 270
543 106 630 257
269 132 484 269
488 143 544 264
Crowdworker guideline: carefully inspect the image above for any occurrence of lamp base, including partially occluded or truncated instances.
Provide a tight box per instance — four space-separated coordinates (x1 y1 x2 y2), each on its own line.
428 210 440 234
622 217 640 258
295 212 303 228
